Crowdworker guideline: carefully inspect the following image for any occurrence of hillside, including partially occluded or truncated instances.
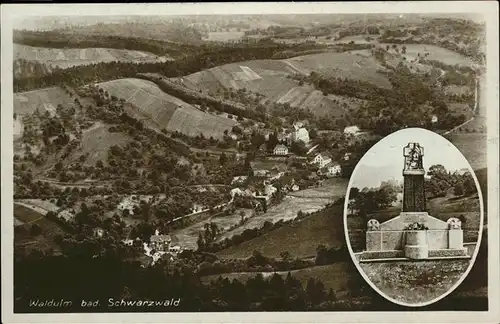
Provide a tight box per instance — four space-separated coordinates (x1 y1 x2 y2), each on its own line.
216 204 345 259
14 86 74 116
175 51 393 117
97 78 238 139
201 262 354 298
14 44 171 69
14 203 68 255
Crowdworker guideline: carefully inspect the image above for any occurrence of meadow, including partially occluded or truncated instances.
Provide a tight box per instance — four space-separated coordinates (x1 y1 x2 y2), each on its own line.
170 208 254 251
216 203 345 260
204 31 245 42
14 86 74 116
75 122 132 165
379 43 476 67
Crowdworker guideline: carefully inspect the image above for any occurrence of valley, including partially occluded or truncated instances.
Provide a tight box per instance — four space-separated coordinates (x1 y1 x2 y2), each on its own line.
11 13 489 312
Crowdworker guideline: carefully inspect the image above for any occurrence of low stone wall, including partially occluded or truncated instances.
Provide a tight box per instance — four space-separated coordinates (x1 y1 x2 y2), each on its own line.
428 248 468 258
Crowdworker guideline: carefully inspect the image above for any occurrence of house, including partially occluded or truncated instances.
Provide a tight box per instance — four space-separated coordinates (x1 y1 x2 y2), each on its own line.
273 144 289 156
253 169 270 177
253 183 277 202
191 203 204 214
291 123 310 144
291 184 300 192
431 115 438 123
344 152 352 161
168 245 183 255
311 153 332 168
269 170 285 181
231 175 248 185
122 239 134 246
93 227 105 238
149 230 172 252
57 209 75 222
344 125 361 136
319 163 342 177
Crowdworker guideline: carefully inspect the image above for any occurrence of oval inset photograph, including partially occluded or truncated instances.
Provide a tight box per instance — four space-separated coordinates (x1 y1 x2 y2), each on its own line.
343 127 484 307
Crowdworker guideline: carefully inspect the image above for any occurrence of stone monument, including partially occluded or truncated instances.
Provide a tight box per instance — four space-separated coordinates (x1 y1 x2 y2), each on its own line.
359 143 469 262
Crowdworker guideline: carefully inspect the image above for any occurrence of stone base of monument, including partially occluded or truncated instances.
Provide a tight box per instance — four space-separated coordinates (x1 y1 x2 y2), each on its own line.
360 212 470 262
404 244 429 259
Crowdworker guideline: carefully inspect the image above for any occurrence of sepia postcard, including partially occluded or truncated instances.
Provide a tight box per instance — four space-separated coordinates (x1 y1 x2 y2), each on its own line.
1 2 499 324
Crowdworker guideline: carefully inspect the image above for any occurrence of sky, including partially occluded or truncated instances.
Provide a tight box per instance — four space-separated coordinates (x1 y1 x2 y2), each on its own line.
350 128 472 189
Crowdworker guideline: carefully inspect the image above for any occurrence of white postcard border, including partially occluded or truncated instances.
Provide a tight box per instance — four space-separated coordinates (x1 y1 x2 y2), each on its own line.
2 2 499 323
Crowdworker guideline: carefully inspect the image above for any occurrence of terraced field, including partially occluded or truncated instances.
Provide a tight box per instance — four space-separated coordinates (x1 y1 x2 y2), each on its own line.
14 86 74 116
97 78 237 139
14 203 67 254
14 44 171 69
177 51 395 117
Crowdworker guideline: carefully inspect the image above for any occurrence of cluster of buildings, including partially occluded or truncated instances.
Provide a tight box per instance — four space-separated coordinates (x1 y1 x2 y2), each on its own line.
310 152 342 178
268 122 311 156
121 229 183 266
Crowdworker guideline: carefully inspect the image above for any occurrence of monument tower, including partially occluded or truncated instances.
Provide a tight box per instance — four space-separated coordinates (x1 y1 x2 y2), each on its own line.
359 142 469 262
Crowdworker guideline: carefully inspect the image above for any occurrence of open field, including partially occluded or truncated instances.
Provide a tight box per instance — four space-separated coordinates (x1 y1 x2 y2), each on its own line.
218 177 347 240
170 208 254 250
285 51 392 89
16 199 60 213
14 44 171 69
360 259 470 305
276 86 347 118
216 202 345 260
201 262 354 298
71 122 132 165
97 78 237 139
204 31 245 42
14 86 74 116
379 43 476 67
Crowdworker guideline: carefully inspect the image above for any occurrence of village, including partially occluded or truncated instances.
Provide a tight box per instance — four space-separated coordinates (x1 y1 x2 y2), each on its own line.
32 120 366 266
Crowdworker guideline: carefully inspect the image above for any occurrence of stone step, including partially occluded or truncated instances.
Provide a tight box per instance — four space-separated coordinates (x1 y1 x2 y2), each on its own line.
428 248 468 258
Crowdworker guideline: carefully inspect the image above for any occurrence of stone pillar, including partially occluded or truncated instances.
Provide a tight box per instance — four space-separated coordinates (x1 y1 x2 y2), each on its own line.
448 229 464 249
402 172 426 212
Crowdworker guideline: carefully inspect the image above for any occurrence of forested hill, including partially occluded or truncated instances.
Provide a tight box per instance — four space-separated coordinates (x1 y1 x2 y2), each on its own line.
13 38 333 93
